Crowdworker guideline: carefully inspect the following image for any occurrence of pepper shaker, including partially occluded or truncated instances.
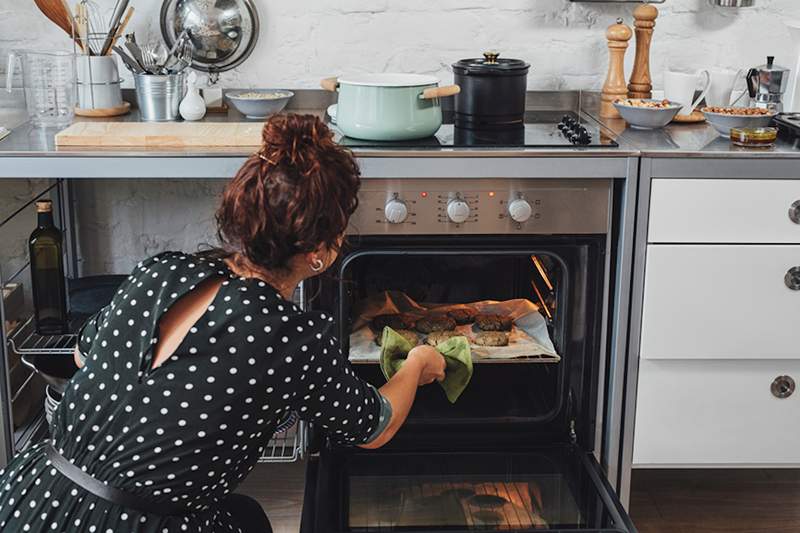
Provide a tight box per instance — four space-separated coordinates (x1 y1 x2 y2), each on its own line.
601 18 633 119
628 3 659 99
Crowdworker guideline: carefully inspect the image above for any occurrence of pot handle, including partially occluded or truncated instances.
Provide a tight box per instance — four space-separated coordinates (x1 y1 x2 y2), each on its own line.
420 84 461 100
320 77 339 92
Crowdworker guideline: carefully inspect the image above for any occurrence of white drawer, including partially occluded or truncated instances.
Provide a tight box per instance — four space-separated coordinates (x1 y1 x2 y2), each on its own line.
641 244 800 360
633 359 800 466
649 179 800 243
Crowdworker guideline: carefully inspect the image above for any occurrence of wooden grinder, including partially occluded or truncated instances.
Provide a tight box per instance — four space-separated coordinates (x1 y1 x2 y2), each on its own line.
628 3 659 99
600 18 633 119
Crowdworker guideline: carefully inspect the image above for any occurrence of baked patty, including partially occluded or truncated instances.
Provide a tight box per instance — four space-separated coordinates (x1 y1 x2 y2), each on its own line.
415 314 457 334
473 331 510 347
474 313 514 331
447 307 477 325
371 313 417 331
375 329 419 347
425 330 460 346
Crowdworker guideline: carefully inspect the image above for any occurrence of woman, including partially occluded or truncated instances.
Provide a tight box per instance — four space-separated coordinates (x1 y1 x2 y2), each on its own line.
0 114 446 532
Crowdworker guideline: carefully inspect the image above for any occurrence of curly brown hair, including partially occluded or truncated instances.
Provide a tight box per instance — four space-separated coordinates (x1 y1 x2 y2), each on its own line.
215 113 361 271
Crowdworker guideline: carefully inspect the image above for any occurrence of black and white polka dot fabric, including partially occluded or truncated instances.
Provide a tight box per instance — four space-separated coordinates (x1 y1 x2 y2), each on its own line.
0 251 391 532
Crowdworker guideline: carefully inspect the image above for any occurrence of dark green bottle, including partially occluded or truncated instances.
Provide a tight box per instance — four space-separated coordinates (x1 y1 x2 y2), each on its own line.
29 200 68 335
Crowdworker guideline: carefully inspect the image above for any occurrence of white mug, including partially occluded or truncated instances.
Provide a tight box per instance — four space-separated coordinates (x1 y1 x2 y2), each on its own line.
706 68 747 107
664 69 711 116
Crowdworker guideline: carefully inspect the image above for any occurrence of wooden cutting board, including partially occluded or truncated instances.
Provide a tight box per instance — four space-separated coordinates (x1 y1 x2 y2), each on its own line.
55 122 263 147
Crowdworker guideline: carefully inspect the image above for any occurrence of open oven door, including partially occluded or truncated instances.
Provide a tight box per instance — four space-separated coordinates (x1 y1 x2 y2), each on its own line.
301 443 636 533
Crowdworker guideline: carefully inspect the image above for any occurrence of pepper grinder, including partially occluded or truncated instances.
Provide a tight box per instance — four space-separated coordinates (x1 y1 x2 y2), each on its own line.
628 3 658 99
601 18 633 119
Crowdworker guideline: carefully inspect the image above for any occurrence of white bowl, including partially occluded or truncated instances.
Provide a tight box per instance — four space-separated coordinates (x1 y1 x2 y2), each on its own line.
613 100 684 130
702 109 777 138
226 90 294 119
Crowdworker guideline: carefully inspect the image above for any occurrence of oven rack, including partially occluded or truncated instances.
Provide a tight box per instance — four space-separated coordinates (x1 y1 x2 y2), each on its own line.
258 420 306 463
8 316 77 356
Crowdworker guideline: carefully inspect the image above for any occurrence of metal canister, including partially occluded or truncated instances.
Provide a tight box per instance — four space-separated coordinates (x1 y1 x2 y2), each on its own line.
134 72 186 121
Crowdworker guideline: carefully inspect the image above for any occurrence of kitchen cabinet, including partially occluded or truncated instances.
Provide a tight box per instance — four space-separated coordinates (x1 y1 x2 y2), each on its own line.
632 175 800 468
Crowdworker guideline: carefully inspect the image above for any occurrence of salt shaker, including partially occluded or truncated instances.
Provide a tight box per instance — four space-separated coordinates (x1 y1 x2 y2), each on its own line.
179 71 206 121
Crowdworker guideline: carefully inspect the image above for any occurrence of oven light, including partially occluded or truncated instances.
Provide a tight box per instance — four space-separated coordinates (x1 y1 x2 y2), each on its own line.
488 191 496 197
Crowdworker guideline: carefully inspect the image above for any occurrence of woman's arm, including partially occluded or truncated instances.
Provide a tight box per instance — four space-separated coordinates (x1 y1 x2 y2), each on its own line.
359 345 445 449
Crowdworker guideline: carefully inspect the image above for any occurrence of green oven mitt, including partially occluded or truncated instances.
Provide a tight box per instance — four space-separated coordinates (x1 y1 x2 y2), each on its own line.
379 327 473 403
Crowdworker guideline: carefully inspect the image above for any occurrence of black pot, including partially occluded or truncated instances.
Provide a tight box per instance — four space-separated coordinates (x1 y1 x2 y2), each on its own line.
452 52 530 130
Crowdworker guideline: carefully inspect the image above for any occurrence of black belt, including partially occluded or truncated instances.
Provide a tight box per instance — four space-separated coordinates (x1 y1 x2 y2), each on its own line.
45 444 192 517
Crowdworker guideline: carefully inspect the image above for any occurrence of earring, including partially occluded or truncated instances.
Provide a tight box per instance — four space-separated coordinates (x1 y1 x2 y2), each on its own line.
310 259 324 272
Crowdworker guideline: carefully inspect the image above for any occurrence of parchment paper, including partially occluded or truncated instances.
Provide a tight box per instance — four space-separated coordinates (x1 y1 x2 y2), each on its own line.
348 291 560 363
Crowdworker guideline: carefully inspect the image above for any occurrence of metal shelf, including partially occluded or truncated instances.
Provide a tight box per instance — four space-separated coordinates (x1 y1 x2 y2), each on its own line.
258 420 306 463
8 316 77 356
13 409 47 453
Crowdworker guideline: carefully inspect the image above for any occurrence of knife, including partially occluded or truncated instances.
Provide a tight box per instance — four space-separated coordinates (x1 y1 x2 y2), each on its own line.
99 0 129 57
113 45 144 74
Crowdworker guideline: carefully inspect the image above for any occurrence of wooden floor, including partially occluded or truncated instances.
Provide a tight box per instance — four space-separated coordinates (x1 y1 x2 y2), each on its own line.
238 463 800 533
630 469 800 533
237 461 306 533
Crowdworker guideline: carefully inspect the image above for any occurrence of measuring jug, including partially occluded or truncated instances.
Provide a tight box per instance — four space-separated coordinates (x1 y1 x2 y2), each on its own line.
6 50 76 128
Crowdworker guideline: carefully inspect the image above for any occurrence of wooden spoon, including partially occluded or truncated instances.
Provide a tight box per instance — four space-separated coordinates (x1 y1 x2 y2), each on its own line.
33 0 85 52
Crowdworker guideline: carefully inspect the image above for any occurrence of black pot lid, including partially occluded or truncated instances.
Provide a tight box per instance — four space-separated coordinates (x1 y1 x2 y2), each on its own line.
453 51 530 76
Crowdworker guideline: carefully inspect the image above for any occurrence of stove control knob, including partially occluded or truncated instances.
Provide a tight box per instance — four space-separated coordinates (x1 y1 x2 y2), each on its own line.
447 198 471 224
508 198 533 223
384 199 409 224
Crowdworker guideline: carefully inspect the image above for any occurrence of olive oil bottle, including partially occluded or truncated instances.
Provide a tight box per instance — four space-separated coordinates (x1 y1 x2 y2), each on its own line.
29 200 68 335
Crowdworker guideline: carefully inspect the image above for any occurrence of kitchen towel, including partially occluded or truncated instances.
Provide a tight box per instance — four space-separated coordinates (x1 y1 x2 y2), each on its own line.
379 327 473 403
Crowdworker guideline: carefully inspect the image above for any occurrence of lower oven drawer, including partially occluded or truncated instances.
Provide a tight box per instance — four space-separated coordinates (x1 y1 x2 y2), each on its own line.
633 358 800 466
302 444 634 532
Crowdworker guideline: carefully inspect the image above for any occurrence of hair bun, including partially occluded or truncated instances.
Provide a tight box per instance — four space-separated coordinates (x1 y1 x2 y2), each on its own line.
259 114 334 176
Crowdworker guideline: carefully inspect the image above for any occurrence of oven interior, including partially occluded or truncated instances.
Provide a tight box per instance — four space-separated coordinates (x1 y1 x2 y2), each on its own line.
311 236 606 448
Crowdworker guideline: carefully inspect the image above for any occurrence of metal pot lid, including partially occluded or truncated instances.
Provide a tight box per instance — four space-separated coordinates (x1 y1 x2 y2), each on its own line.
452 51 530 76
337 73 439 87
160 0 260 77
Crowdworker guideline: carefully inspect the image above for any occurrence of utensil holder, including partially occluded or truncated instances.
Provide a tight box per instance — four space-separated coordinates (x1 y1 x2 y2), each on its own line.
134 72 186 121
76 55 123 110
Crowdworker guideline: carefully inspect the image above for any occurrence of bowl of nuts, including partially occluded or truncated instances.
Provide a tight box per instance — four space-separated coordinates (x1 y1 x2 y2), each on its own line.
226 90 295 119
701 106 776 138
613 99 684 130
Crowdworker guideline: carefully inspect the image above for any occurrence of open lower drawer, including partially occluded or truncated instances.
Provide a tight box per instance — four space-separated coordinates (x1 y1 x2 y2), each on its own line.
303 444 634 532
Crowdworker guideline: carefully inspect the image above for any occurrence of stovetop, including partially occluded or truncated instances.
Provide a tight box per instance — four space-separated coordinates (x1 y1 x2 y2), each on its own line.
332 111 618 149
774 113 800 144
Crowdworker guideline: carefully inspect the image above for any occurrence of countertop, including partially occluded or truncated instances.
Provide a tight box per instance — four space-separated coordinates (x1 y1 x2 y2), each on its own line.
0 90 798 160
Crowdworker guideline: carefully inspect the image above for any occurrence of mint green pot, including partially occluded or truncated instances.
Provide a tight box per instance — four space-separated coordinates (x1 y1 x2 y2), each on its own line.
322 74 460 141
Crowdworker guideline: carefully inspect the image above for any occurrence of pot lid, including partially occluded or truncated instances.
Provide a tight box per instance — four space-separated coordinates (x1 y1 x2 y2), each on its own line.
337 73 439 87
452 51 530 76
755 56 789 73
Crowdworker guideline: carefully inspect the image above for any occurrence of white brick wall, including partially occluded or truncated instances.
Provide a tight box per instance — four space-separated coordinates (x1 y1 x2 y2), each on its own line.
3 0 800 274
2 0 799 91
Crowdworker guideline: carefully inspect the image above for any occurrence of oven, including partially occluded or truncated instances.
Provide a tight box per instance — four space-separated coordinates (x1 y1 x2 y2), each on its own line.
300 178 635 532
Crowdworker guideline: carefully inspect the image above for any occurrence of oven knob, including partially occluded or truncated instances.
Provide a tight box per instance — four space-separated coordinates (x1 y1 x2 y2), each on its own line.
384 199 409 224
447 198 471 224
508 198 533 223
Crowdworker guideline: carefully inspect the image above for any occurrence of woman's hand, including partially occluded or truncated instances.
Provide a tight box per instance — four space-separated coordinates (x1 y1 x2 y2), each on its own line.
407 345 446 385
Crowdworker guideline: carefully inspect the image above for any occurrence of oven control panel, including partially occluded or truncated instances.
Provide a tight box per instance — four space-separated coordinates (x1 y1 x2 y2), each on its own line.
350 178 611 235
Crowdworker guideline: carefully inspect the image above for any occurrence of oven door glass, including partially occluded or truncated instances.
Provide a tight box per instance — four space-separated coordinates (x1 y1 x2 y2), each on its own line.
311 444 633 532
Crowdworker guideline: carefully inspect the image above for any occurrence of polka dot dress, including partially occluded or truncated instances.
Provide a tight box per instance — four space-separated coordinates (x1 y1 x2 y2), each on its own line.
0 252 391 532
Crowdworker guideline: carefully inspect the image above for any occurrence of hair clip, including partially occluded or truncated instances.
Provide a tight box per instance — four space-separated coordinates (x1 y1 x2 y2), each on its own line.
256 153 278 165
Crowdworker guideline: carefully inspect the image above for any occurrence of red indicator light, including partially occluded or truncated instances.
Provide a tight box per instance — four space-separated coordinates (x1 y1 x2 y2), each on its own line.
488 191 496 198
421 192 428 198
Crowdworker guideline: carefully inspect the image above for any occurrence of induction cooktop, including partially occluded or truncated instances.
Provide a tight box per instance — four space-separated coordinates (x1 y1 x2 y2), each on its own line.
331 111 618 149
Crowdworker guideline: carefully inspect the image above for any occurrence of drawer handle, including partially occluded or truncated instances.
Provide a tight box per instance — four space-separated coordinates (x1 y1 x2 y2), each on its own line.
786 267 800 291
771 375 795 399
790 200 800 224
